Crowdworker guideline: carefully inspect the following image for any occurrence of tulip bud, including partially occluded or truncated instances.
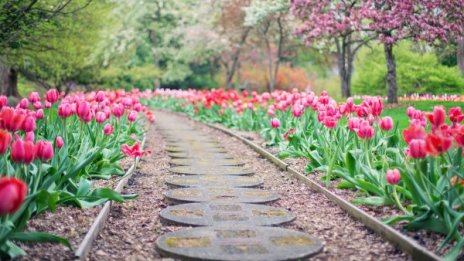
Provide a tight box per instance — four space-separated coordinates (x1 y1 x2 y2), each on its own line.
379 116 393 131
271 118 280 128
36 109 44 119
44 101 52 108
0 177 27 215
19 98 29 109
127 110 137 122
25 132 35 142
11 136 36 164
55 136 64 148
386 169 401 185
104 124 114 135
95 91 105 102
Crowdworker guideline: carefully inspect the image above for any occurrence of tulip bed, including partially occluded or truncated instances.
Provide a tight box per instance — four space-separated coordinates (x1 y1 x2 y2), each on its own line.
0 89 154 258
150 89 464 259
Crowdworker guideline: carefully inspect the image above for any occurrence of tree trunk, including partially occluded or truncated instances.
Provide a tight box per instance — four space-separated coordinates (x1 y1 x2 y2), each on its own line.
0 62 19 97
384 43 398 104
336 38 352 98
225 28 250 90
458 37 464 74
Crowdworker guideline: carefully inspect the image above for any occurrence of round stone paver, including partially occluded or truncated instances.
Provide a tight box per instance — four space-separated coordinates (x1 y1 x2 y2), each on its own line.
160 203 295 226
168 152 234 159
170 158 244 167
155 226 323 261
165 175 263 188
166 146 227 153
164 187 279 204
169 166 254 176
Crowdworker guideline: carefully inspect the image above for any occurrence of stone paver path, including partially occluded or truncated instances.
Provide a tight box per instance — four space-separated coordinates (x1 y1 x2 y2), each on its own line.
154 113 323 260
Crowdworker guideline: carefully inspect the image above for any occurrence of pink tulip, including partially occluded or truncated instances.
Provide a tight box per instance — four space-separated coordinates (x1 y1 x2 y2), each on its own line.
356 120 375 139
45 89 59 103
44 101 52 108
0 96 7 108
112 103 124 118
36 109 44 119
76 101 90 119
19 98 29 109
25 132 35 142
409 139 427 159
29 92 40 103
11 135 36 164
271 118 280 128
55 136 64 148
36 140 54 162
95 91 105 102
95 111 106 123
386 169 400 185
22 115 36 132
127 110 137 122
103 124 114 135
33 101 42 110
379 116 393 131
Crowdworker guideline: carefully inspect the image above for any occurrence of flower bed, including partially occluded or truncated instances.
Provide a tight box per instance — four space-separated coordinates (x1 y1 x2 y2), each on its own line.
0 89 153 258
150 88 464 260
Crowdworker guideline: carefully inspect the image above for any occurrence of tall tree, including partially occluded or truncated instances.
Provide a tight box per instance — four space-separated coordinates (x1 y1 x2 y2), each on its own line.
361 0 464 103
291 0 371 98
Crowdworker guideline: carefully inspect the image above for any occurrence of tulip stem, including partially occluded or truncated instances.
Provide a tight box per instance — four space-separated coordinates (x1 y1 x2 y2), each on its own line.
392 186 411 215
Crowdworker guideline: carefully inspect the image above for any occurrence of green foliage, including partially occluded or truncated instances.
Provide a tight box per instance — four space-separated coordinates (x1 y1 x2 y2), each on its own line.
353 42 464 95
99 65 162 90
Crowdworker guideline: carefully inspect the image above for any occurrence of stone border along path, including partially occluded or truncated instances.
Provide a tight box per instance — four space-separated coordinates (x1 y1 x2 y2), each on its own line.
155 113 324 260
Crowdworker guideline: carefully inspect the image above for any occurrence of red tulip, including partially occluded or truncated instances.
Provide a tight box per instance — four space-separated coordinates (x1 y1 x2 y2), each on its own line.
426 106 446 131
121 142 151 157
0 129 12 154
323 116 337 128
103 124 113 135
36 140 54 162
271 118 280 128
425 133 452 156
379 116 393 131
454 125 464 147
0 177 27 215
55 136 64 148
402 125 426 144
449 107 464 124
45 89 59 103
409 139 427 159
386 169 400 185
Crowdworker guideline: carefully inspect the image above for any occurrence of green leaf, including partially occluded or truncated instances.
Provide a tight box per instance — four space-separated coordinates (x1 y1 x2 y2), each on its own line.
9 232 71 249
336 180 355 190
345 151 356 177
352 196 392 206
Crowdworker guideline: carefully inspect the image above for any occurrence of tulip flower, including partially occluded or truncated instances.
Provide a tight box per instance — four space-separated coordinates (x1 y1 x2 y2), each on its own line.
425 133 452 156
449 107 464 124
426 106 446 131
11 135 36 164
271 118 280 128
95 111 106 123
0 96 7 108
36 140 54 162
356 120 375 139
22 115 36 132
76 101 90 119
36 109 44 119
379 116 393 131
55 136 64 148
95 91 105 102
25 132 35 142
402 125 426 144
112 103 124 118
19 98 29 109
29 92 40 103
0 129 12 154
58 103 73 118
127 110 137 122
103 124 114 135
0 177 27 215
45 89 59 103
409 139 427 159
386 169 401 185
121 142 151 157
